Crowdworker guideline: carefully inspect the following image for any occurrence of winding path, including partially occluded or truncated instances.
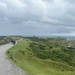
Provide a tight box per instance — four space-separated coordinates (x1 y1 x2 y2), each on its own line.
0 43 25 75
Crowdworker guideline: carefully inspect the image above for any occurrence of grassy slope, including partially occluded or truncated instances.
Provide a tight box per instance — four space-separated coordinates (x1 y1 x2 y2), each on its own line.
7 39 75 75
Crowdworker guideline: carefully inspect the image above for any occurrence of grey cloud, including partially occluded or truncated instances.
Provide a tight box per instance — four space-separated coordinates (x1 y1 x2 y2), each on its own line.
0 0 74 25
66 0 75 4
0 0 75 35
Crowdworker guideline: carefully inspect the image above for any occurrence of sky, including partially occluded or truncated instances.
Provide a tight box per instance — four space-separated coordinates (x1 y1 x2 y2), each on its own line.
0 0 75 36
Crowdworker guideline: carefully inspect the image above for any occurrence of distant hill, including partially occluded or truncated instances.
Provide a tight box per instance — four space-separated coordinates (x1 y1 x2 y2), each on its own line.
0 36 22 45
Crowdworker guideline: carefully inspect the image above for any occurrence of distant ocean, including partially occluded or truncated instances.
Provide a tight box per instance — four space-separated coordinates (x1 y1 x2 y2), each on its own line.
43 36 75 40
50 36 75 40
62 36 75 40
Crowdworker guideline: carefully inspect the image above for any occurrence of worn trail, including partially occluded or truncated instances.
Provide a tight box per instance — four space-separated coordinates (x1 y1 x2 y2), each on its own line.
0 43 25 75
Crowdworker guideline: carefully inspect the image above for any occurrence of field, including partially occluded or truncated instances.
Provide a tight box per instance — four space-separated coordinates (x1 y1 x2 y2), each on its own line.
7 37 75 75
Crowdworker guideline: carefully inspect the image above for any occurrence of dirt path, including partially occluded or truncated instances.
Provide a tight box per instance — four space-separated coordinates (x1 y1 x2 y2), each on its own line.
0 43 26 75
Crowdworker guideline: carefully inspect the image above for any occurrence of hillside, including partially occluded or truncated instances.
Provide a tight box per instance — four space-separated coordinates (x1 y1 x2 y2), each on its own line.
7 37 75 75
0 36 22 45
0 36 11 45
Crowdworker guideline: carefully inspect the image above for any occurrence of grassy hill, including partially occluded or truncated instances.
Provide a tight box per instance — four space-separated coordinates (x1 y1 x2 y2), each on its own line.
7 37 75 75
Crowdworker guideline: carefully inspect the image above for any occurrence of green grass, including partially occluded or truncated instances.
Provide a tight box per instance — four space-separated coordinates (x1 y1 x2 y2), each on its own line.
7 39 75 75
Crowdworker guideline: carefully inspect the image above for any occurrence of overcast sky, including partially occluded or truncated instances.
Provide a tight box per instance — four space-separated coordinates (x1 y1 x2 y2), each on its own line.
0 0 75 36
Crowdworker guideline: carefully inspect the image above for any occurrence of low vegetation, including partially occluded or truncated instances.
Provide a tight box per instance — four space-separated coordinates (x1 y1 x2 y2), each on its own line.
0 36 22 45
7 37 75 75
0 36 11 45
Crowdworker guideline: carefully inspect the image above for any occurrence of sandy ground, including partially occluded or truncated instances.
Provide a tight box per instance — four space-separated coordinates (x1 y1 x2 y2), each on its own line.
0 43 26 75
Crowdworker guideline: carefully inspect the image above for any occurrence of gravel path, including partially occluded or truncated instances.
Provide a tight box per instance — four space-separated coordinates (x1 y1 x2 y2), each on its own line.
0 43 26 75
